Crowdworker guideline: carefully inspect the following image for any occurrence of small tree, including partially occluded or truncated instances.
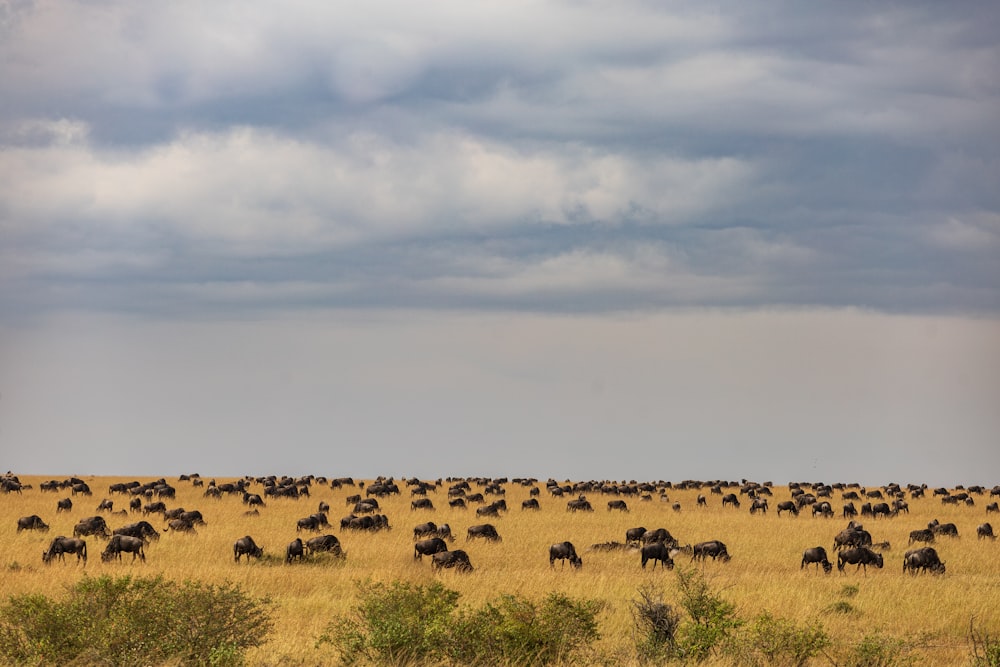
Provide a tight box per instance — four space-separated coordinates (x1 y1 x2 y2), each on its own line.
632 583 680 662
671 566 742 662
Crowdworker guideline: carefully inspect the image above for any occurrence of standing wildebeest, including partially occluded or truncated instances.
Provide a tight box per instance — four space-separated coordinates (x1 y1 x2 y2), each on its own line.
641 528 677 547
929 520 959 537
178 510 206 526
721 493 740 509
607 500 629 512
233 535 263 562
411 498 434 511
776 501 799 517
978 523 995 540
871 502 894 519
101 534 145 563
114 521 160 542
640 542 675 569
801 547 833 573
431 549 473 572
17 515 49 532
566 498 593 512
73 516 109 538
842 502 858 519
56 497 72 512
97 499 113 512
297 513 329 532
692 540 731 562
42 536 87 564
812 502 833 518
985 502 999 514
466 524 502 542
286 538 305 563
414 537 449 560
908 529 935 545
749 498 768 514
413 521 439 539
522 498 540 510
626 527 647 546
448 498 467 509
143 501 166 515
305 534 344 557
834 527 872 551
433 523 454 542
697 494 707 507
837 547 884 574
903 547 945 574
549 541 582 568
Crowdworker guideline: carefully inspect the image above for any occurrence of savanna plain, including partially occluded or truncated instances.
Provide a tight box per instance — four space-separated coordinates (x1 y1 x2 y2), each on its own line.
1 474 998 666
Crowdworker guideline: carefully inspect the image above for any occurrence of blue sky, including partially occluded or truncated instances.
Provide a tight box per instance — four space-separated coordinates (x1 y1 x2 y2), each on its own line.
1 2 998 484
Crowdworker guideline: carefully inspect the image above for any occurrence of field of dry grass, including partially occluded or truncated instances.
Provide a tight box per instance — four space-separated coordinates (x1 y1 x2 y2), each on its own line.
1 474 998 665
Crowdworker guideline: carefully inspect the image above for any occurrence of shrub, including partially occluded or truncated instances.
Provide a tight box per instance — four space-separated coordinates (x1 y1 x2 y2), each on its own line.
837 631 913 667
970 618 1000 667
723 611 830 667
670 566 742 663
0 574 273 666
631 583 680 662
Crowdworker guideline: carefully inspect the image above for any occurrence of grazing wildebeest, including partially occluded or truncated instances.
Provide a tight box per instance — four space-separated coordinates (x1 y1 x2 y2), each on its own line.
589 541 629 552
476 504 501 518
640 542 675 569
837 547 884 575
97 499 114 512
641 528 676 546
607 500 629 512
721 493 740 509
978 523 995 540
549 541 582 568
812 502 834 518
749 498 768 514
129 497 141 512
16 515 49 532
431 549 473 572
413 521 438 539
448 498 467 509
466 524 502 542
697 494 707 507
521 498 540 510
466 493 485 504
801 547 833 573
317 500 330 513
165 518 196 533
903 547 945 575
113 521 160 542
42 536 88 564
692 540 731 562
414 537 449 560
297 513 329 532
432 523 453 542
143 501 166 515
908 529 935 545
243 493 266 508
626 527 647 546
305 534 344 557
178 510 206 526
233 535 263 562
566 498 593 512
101 534 145 563
843 502 858 519
929 520 959 537
776 501 799 517
871 502 894 519
57 497 72 512
411 498 434 511
73 516 109 538
833 528 872 551
286 538 305 563
892 499 909 514
987 502 999 514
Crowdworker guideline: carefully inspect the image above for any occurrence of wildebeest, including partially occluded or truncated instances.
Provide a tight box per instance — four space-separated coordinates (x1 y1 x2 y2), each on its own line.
626 527 647 546
113 521 160 542
987 502 999 514
101 534 145 563
978 523 995 540
749 498 768 514
641 528 677 547
908 529 935 545
97 499 114 512
411 498 434 511
776 501 799 517
903 547 945 575
721 493 740 508
305 534 344 557
73 516 109 538
431 549 473 572
607 500 629 512
476 503 502 518
413 521 439 539
692 540 731 562
871 502 894 519
640 542 675 569
801 546 833 573
842 502 857 519
812 501 833 518
143 501 166 515
929 520 959 537
178 510 206 526
466 524 502 542
297 512 330 532
549 541 582 568
414 537 449 560
697 494 707 507
837 547 884 575
56 497 72 512
233 535 263 562
129 497 141 512
17 515 49 532
448 498 467 509
566 498 593 512
42 536 88 564
521 498 540 510
834 527 873 551
286 538 305 563
165 518 196 533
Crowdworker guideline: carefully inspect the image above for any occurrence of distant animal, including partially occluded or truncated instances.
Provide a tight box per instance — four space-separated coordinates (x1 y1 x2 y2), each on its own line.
749 498 768 514
143 501 166 515
431 549 473 572
414 538 449 560
801 546 833 573
73 516 109 538
411 498 434 511
908 529 935 545
297 513 329 532
978 523 995 540
837 547 884 575
521 498 540 510
776 501 799 516
903 547 945 575
607 500 629 512
466 524 502 542
305 534 344 557
56 498 72 512
842 502 857 519
286 538 305 563
42 536 88 564
566 499 593 512
113 521 160 542
640 542 675 569
165 518 195 533
413 522 439 539
448 498 467 509
16 515 49 532
626 527 647 546
692 540 731 562
697 494 707 507
549 541 582 568
929 520 959 537
97 499 114 512
641 528 677 547
721 493 740 508
101 534 145 563
871 502 894 519
233 535 263 562
812 501 833 518
986 502 999 514
834 528 872 551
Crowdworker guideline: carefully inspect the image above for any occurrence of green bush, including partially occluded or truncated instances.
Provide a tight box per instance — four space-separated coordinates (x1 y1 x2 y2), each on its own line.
670 566 742 663
970 618 1000 667
723 611 830 667
318 579 602 666
0 575 273 666
837 631 913 667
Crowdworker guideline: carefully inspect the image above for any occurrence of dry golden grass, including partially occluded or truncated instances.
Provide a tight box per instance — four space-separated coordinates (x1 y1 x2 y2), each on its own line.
1 475 998 665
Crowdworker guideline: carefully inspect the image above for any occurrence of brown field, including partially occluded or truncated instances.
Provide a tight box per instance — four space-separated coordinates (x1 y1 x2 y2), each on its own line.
1 474 998 665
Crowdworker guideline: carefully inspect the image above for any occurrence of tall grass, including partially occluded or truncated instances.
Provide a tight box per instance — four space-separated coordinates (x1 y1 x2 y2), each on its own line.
1 475 997 664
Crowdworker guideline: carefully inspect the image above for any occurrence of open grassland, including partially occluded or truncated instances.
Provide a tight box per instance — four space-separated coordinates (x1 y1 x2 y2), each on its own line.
1 475 998 665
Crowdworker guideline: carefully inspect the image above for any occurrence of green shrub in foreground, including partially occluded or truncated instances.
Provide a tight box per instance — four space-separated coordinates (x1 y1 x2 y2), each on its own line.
0 574 273 666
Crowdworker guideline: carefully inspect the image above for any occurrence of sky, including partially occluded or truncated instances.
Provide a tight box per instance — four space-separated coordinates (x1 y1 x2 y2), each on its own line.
1 1 998 486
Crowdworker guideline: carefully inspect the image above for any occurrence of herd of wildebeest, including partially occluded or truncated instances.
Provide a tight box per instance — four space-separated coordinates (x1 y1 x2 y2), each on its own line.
4 473 998 576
